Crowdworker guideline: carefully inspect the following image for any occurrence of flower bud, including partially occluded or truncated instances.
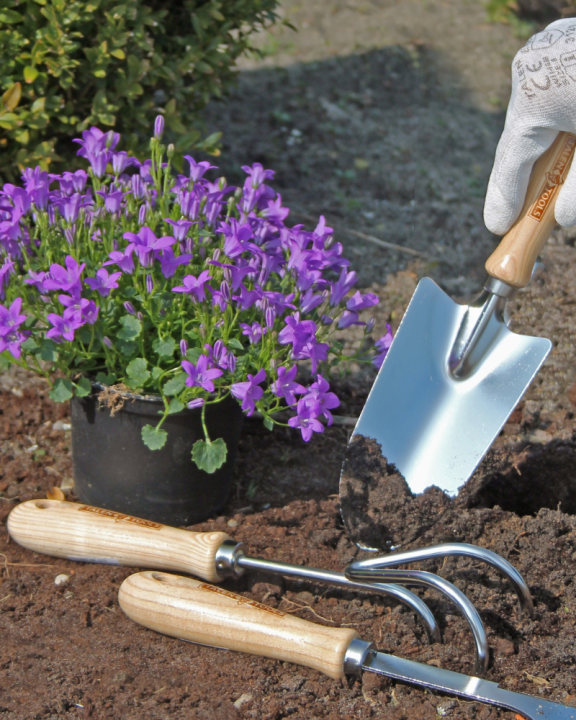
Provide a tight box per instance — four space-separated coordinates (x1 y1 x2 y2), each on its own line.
227 353 236 373
180 339 188 356
212 248 221 263
366 317 376 334
199 247 206 260
154 115 165 140
138 204 147 225
223 267 232 283
269 358 277 370
221 281 230 301
106 130 116 148
321 314 333 325
124 301 136 316
103 336 113 348
146 275 154 294
188 398 205 409
265 307 275 330
167 143 175 159
218 177 227 191
198 323 205 338
137 312 143 321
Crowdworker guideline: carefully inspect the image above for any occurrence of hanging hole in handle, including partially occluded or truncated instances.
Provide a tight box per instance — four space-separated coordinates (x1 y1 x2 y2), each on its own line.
151 572 168 582
34 500 57 509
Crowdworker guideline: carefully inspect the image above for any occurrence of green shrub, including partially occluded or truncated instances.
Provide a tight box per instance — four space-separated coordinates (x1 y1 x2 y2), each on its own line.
487 0 576 28
0 0 280 181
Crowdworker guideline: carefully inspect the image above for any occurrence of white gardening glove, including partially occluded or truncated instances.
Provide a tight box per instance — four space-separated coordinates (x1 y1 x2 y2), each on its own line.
484 18 576 234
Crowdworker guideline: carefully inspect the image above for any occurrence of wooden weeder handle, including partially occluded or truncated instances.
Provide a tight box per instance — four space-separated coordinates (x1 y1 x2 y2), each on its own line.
485 131 576 288
119 571 358 679
6 499 229 583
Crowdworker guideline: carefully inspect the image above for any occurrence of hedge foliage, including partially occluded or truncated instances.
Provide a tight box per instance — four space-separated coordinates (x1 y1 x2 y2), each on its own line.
0 0 280 181
487 0 576 26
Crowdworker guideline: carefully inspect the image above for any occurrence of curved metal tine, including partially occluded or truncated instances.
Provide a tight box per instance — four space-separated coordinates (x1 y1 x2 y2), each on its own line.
347 543 533 617
235 556 440 644
346 566 489 677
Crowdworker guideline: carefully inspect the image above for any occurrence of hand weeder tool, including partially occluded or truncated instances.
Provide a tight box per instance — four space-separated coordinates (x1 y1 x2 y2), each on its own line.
118 571 575 720
340 131 576 551
8 498 532 675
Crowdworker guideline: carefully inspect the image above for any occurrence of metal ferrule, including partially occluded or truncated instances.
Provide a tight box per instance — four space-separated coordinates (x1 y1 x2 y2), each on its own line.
482 276 519 300
214 539 246 579
343 638 375 677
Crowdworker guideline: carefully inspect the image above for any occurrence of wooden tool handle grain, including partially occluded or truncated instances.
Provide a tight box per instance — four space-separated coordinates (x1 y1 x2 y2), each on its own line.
119 571 358 679
6 499 229 582
485 131 576 288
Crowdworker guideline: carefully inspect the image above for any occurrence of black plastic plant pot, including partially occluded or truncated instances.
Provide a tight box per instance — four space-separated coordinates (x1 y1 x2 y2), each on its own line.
70 388 243 526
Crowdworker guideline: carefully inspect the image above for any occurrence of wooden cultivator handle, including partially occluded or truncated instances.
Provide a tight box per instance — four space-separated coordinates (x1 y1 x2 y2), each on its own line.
6 499 228 583
486 131 576 288
119 571 358 679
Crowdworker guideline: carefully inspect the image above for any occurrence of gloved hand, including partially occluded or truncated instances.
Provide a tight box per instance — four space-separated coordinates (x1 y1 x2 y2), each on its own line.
484 18 576 234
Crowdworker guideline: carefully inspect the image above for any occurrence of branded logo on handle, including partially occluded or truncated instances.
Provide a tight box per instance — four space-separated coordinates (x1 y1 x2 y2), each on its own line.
529 135 576 221
78 504 163 530
199 582 286 617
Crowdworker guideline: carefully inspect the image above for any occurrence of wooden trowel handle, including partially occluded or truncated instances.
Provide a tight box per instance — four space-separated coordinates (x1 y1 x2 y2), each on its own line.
119 571 358 679
7 499 229 583
485 131 576 288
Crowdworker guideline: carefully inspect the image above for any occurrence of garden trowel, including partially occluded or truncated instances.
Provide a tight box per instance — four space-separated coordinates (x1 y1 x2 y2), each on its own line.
340 131 576 551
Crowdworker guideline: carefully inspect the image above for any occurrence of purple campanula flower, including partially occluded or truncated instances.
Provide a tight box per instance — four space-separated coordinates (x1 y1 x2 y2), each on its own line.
218 218 253 258
22 166 49 192
146 275 154 294
85 268 122 297
53 193 84 224
131 174 145 200
232 283 261 311
302 375 340 425
240 322 264 345
0 328 28 358
298 338 329 374
329 268 358 306
154 115 164 140
300 288 324 314
180 339 188 356
372 324 394 368
0 208 24 246
0 297 26 336
139 159 154 184
346 291 379 313
178 190 201 221
58 170 88 196
44 255 85 295
59 295 99 324
73 127 113 178
261 194 289 223
181 356 223 393
338 311 363 329
271 365 306 407
241 162 274 189
321 314 333 325
231 368 266 416
111 151 137 176
24 269 48 293
104 243 135 274
124 301 136 315
165 218 194 242
184 155 216 182
172 271 212 302
278 313 317 356
2 184 32 215
46 310 84 342
158 248 192 279
209 262 255 292
96 189 125 214
123 227 175 267
288 398 324 442
187 398 205 409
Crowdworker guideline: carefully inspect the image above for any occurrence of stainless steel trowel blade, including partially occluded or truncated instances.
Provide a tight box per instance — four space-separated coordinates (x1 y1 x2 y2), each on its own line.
350 277 551 497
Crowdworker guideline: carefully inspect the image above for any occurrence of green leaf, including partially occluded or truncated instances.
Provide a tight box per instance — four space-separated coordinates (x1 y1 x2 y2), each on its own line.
227 338 244 350
2 82 21 111
152 336 176 358
185 347 202 364
192 437 227 474
75 377 92 397
117 340 138 357
50 378 74 403
117 314 142 341
126 358 150 387
95 371 116 385
263 416 274 431
163 373 186 396
0 353 12 372
24 66 38 83
151 366 163 381
21 337 39 353
166 398 185 415
40 339 58 362
0 9 24 23
141 424 168 451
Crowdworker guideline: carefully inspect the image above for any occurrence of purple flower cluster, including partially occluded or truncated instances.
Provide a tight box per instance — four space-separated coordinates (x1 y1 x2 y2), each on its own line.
0 118 395 449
